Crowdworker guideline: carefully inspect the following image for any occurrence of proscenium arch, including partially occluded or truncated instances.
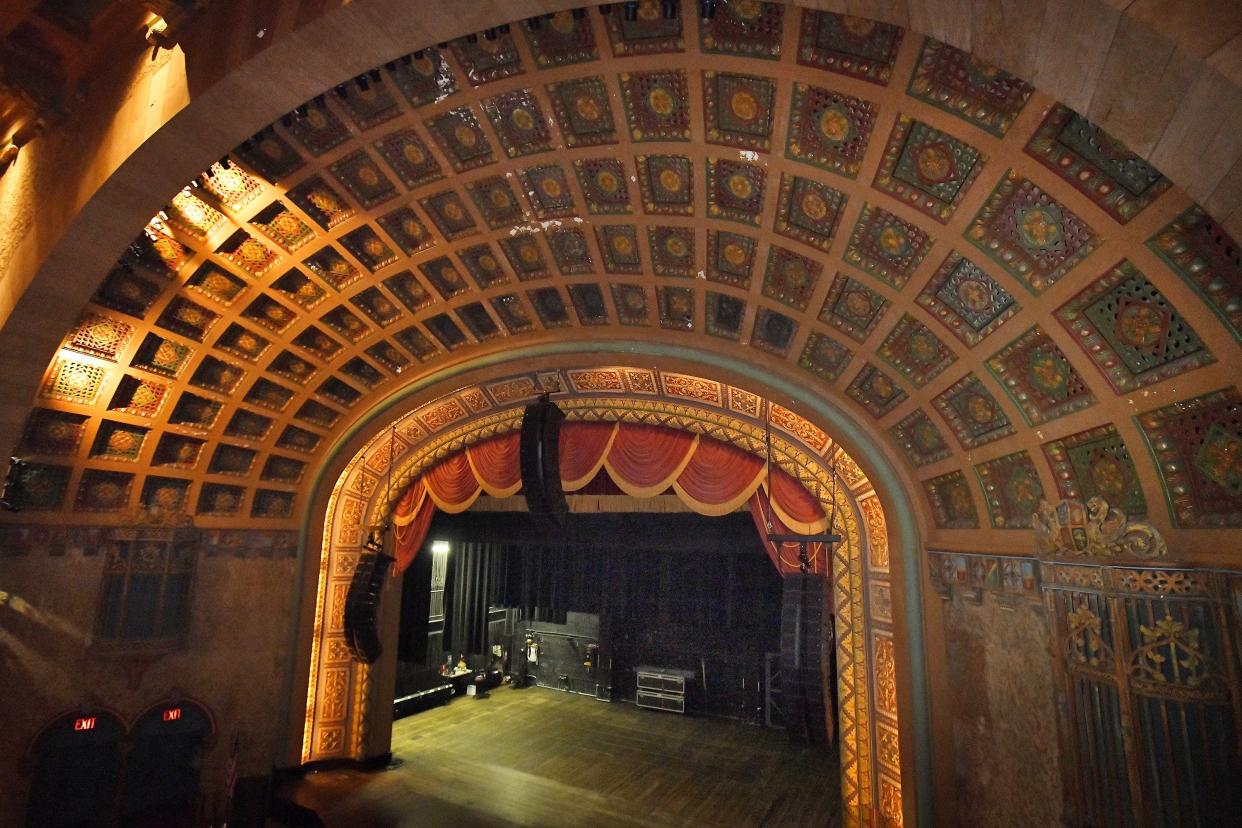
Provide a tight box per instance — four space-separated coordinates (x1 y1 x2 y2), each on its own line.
290 340 929 826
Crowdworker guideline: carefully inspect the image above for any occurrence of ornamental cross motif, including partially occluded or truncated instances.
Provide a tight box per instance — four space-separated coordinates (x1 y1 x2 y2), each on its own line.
1032 497 1166 559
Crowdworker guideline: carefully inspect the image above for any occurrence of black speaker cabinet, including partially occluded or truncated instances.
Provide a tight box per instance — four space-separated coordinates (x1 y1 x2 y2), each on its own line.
520 397 568 529
344 552 391 664
780 572 829 745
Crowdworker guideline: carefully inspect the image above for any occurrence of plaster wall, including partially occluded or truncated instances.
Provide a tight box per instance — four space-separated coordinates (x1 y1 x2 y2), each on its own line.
0 545 296 827
940 592 1062 827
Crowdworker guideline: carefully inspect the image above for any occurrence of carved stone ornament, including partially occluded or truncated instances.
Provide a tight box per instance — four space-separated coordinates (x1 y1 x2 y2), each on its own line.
1032 497 1166 559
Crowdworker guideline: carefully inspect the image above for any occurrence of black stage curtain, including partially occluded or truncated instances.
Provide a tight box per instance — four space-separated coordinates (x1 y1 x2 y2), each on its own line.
397 542 433 663
443 542 507 654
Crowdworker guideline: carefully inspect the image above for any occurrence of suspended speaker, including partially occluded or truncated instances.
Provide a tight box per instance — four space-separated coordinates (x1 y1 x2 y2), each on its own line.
780 572 830 745
520 395 567 529
344 552 391 663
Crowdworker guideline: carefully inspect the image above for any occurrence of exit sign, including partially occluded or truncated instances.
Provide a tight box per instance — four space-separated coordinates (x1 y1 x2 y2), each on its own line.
162 707 182 722
73 717 96 732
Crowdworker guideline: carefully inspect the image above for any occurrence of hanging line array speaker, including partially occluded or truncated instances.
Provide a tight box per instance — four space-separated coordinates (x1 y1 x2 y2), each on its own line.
521 395 568 530
345 549 392 663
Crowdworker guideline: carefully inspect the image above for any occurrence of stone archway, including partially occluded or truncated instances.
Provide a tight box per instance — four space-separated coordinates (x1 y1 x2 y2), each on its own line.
298 355 916 826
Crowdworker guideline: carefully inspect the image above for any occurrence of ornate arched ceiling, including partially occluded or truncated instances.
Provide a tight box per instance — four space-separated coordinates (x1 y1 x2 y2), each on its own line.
8 1 1242 562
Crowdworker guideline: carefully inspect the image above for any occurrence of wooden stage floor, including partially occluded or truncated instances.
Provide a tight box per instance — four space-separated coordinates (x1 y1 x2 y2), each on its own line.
282 686 841 827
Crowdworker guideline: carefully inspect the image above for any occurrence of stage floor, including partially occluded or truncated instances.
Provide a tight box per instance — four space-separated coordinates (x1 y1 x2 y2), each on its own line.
282 686 841 827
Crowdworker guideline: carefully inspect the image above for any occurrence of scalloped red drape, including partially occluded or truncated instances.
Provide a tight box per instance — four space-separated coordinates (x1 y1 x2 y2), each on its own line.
389 422 828 577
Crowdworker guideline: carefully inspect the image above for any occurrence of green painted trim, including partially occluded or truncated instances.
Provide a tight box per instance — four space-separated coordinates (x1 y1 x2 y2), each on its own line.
285 339 935 824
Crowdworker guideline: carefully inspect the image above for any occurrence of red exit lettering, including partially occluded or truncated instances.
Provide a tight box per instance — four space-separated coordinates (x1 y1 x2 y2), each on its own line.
73 717 96 731
162 707 182 722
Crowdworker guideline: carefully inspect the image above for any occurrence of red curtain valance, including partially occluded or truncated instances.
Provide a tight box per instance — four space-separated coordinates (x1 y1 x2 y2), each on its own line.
387 421 829 576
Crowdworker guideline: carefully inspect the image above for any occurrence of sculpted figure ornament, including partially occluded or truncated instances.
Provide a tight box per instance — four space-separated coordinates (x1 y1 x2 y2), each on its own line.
1032 497 1166 559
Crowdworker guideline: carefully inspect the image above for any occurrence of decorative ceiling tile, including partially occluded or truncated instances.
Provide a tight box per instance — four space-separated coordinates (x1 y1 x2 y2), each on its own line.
873 115 985 223
965 172 1100 294
974 451 1044 529
156 297 219 341
1148 205 1242 344
185 263 248 306
985 325 1095 426
281 100 352 156
1056 259 1214 393
907 38 1033 137
567 283 610 325
108 375 169 418
457 244 510 289
127 228 191 280
152 433 205 468
785 83 877 178
658 285 695 331
796 10 902 85
706 157 766 225
636 154 694 214
65 313 132 361
242 379 294 412
269 349 319 385
425 107 494 172
611 283 650 326
519 163 577 219
15 464 70 511
140 476 191 512
225 409 274 441
334 76 400 130
529 287 572 328
706 229 757 288
374 128 443 189
20 409 88 456
419 190 479 240
499 234 551 281
774 173 847 253
251 201 315 253
90 421 148 462
340 226 397 273
1137 388 1242 528
202 161 263 212
547 228 594 275
482 89 553 158
262 455 307 485
701 1 783 59
418 256 470 300
234 129 304 182
296 400 341 431
762 245 822 311
340 356 386 388
277 424 323 453
1043 424 1146 518
596 225 642 274
133 332 195 376
647 226 695 277
455 302 501 340
393 325 439 361
388 50 458 108
214 324 270 364
705 291 746 340
703 71 776 151
92 267 161 319
916 251 1019 348
818 273 889 343
798 331 852 381
933 373 1015 449
291 326 342 361
847 362 907 418
75 469 132 512
287 176 354 230
244 294 298 332
619 69 691 142
491 294 536 333
923 469 979 529
450 30 525 86
303 245 362 291
365 341 412 373
546 76 618 147
888 409 951 468
330 149 397 208
321 306 372 343
221 232 279 279
843 203 932 289
198 483 246 516
604 1 684 56
877 314 956 387
750 307 798 356
1025 104 1170 224
466 176 525 228
382 271 434 313
189 355 246 395
251 489 295 518
167 190 225 239
209 444 258 476
522 10 598 67
272 269 328 311
574 158 631 214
